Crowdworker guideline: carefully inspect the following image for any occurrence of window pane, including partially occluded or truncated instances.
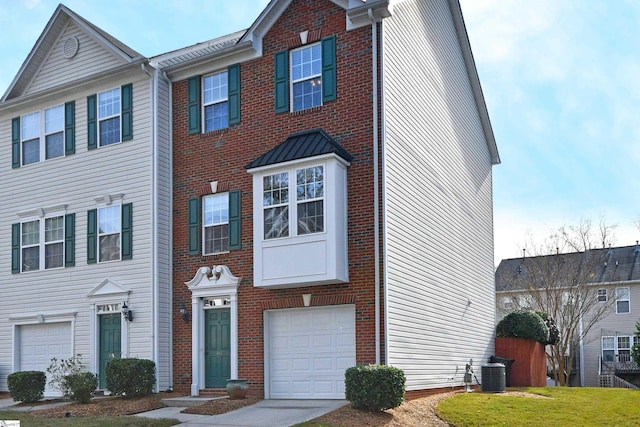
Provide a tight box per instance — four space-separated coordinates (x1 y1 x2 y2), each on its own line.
292 79 322 111
45 105 64 134
291 44 321 81
22 246 39 271
98 89 121 118
99 234 121 262
264 206 289 239
46 132 64 159
617 301 630 313
602 350 614 362
22 221 39 245
263 172 289 206
22 112 40 140
22 138 40 165
45 217 64 242
205 224 229 254
99 206 121 233
618 336 631 349
100 117 121 146
297 166 323 200
204 102 229 132
45 242 63 269
297 200 323 235
203 72 228 104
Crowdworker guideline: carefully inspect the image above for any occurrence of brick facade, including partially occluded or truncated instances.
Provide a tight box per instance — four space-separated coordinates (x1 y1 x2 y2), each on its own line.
172 0 381 396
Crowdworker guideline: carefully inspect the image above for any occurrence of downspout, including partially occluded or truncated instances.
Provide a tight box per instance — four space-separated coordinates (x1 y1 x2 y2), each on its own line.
368 8 381 365
160 70 174 390
141 62 160 391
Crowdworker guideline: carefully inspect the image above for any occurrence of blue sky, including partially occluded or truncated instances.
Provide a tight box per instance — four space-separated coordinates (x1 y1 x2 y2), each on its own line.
1 0 638 265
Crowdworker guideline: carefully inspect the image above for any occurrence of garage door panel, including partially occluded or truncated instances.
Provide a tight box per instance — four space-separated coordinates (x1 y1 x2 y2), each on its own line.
19 322 72 397
267 305 355 399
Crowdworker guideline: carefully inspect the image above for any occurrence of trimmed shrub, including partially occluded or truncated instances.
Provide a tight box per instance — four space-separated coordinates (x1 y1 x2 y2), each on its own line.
65 372 98 404
496 309 549 344
7 371 46 403
106 358 156 398
345 364 405 411
536 311 560 345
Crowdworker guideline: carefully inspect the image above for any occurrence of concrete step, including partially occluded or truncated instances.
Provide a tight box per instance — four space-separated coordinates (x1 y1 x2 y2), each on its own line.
161 396 226 407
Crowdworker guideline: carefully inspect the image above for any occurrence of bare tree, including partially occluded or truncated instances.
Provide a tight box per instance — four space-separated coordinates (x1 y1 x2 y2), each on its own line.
497 219 618 385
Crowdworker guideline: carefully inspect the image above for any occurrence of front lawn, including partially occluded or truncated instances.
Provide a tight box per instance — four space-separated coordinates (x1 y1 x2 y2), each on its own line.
438 387 640 427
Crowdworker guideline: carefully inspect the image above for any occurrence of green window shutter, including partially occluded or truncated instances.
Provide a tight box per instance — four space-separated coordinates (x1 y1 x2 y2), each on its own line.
87 209 97 264
121 203 133 260
12 117 20 168
188 197 201 255
321 35 337 102
121 84 133 141
64 213 75 267
274 50 289 113
87 94 97 150
229 190 241 250
65 101 75 155
228 64 241 125
188 76 201 134
12 223 20 274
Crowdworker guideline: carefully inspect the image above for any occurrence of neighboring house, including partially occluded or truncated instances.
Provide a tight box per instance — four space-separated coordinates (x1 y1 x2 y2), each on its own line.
0 6 172 394
155 0 500 398
495 244 640 387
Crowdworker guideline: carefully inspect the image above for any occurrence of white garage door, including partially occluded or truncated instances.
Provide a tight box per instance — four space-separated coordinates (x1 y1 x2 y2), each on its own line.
19 322 72 396
267 305 355 399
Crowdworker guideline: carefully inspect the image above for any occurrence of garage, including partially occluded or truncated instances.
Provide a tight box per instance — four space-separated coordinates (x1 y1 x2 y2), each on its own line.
18 322 72 396
266 305 356 399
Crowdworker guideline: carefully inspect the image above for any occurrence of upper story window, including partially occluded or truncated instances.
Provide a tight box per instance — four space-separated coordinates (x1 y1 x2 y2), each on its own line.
291 43 322 111
203 192 230 254
263 165 324 239
602 335 635 362
87 84 132 150
98 88 121 146
616 287 630 314
274 36 336 113
188 189 241 256
187 65 240 134
597 288 607 302
11 210 75 273
87 200 132 264
203 71 229 132
12 104 71 168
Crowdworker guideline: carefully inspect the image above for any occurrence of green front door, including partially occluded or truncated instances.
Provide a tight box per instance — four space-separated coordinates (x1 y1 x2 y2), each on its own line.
205 308 231 388
99 313 121 389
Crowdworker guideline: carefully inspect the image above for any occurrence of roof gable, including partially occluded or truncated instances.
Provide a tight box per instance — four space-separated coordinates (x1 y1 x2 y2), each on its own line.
2 4 144 102
246 128 353 170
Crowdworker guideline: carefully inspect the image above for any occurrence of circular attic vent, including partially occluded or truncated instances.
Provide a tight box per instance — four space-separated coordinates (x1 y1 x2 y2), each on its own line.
62 37 79 59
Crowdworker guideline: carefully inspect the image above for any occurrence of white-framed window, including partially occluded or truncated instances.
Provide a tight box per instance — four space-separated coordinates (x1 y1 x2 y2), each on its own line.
597 288 607 302
45 105 64 159
202 71 229 132
98 88 121 146
263 165 324 240
203 193 229 254
21 111 40 165
602 335 635 362
290 42 322 112
98 205 121 262
616 287 630 314
502 297 513 310
20 215 64 271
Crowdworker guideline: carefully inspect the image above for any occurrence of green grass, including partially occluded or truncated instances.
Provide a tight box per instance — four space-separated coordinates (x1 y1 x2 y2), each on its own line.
0 411 179 427
437 387 640 426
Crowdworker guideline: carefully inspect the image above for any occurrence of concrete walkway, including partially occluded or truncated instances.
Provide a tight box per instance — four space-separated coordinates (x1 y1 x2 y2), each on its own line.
136 399 348 427
0 395 348 427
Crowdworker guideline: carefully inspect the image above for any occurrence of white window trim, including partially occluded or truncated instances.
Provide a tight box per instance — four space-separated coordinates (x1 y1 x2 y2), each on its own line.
290 42 322 112
602 335 635 361
18 207 67 272
20 104 65 165
616 287 630 314
262 163 326 241
202 71 229 132
98 87 122 147
202 192 230 255
98 204 122 263
597 288 607 302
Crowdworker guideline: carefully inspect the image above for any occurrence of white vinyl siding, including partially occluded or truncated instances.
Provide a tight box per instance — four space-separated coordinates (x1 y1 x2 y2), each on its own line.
0 71 171 391
382 0 496 390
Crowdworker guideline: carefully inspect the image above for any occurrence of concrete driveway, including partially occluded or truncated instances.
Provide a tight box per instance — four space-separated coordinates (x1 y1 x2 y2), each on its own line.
137 399 349 427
